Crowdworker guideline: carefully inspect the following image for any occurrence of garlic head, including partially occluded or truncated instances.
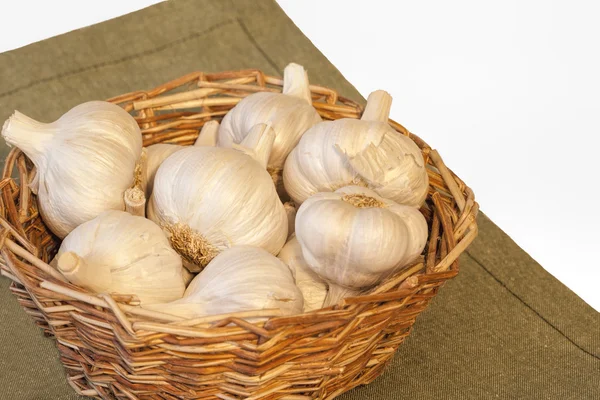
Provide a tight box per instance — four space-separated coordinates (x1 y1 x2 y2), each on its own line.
55 210 187 304
283 90 428 208
278 236 327 311
144 246 303 319
295 186 428 305
149 128 287 272
218 63 322 173
1 101 142 238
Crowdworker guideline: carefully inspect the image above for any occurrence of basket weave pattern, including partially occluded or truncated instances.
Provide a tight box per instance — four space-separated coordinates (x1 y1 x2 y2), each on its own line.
0 69 478 400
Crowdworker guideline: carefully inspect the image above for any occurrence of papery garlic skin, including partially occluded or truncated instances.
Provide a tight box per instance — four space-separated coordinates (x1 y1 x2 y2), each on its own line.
144 246 303 319
218 63 322 173
295 186 428 305
194 120 219 147
278 236 327 311
283 90 428 208
142 144 183 198
142 121 220 198
1 101 142 238
149 142 288 272
55 210 186 305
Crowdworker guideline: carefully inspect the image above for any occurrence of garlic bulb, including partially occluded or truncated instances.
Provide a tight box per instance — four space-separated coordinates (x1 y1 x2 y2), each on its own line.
149 124 288 272
144 246 303 318
278 236 327 311
295 186 428 306
218 63 322 178
142 120 220 198
1 101 142 238
283 90 429 208
54 210 187 305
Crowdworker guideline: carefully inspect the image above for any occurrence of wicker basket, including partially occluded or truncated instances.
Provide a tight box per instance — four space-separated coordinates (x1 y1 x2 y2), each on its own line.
0 69 478 400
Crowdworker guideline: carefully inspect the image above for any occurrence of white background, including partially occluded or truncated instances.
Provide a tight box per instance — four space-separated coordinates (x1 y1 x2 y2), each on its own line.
0 1 598 311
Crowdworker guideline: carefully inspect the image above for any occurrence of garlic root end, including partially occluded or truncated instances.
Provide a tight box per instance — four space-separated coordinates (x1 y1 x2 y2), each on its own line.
163 223 219 273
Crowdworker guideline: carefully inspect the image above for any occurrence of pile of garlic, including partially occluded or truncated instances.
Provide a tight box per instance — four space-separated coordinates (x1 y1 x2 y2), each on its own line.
1 62 430 319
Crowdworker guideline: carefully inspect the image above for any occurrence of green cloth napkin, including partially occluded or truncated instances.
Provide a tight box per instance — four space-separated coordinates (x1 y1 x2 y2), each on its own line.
0 1 598 399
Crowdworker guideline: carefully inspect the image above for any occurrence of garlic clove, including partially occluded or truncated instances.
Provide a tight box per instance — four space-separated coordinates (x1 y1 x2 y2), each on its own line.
278 237 328 311
231 123 276 169
142 144 182 199
282 62 313 104
194 120 220 147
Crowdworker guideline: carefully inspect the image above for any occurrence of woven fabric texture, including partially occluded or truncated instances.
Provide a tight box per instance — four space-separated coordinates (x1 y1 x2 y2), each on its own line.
0 1 598 399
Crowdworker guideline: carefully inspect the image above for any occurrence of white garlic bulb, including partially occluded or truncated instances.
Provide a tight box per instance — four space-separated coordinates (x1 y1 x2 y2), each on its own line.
278 236 327 311
1 101 142 238
54 210 187 305
218 63 322 175
142 120 220 198
295 186 428 306
149 123 288 272
144 246 303 318
283 90 428 208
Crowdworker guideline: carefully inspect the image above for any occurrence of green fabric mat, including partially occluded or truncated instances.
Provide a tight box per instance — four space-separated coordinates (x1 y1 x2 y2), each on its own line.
0 1 598 399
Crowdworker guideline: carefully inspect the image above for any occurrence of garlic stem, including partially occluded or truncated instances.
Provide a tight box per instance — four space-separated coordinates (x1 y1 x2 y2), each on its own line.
323 284 361 307
233 123 275 169
282 63 312 104
194 120 219 146
124 187 146 217
2 111 54 163
57 251 82 273
360 90 393 122
57 252 99 287
399 275 419 290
